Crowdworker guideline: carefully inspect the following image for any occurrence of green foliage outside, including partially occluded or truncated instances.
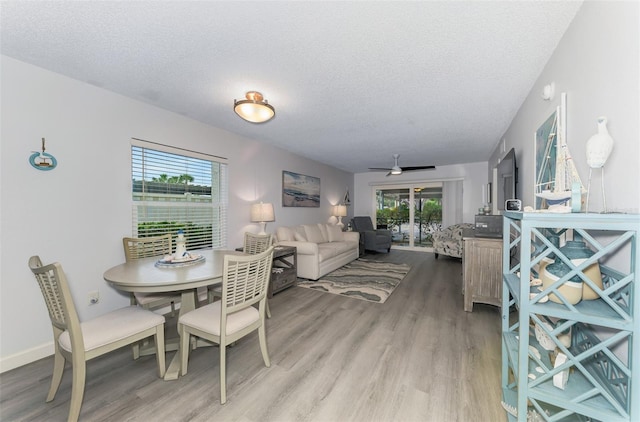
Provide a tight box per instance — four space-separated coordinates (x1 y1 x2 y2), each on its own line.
376 199 442 244
151 173 195 184
138 221 213 249
137 172 212 248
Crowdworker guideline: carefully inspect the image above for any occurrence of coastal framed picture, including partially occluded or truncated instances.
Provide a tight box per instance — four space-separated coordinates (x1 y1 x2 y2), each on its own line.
282 171 320 207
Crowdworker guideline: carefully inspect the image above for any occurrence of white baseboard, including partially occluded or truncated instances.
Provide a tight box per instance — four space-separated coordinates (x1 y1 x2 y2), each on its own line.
0 341 54 373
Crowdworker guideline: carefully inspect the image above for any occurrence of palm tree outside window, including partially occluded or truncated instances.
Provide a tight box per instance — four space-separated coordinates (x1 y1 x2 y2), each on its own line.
131 139 228 250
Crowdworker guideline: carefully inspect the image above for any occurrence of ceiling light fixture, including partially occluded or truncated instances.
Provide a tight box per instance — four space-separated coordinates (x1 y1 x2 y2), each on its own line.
234 91 275 123
390 154 402 175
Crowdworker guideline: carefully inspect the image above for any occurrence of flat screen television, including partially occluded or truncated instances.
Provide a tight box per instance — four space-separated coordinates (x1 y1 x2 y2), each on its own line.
496 148 518 211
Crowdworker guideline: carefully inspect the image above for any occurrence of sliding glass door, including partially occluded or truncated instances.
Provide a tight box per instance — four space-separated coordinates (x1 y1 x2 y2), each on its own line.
374 182 442 249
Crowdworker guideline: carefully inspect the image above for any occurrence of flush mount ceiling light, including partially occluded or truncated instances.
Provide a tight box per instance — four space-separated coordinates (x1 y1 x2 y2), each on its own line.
234 91 275 123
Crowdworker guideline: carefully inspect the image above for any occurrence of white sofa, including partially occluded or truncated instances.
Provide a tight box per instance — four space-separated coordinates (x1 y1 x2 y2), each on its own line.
275 223 359 280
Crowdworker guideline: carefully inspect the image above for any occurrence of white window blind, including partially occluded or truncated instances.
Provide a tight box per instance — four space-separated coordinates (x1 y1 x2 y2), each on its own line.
131 139 228 250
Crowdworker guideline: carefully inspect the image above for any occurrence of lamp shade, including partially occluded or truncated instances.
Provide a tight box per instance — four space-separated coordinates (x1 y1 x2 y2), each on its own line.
234 91 275 123
251 202 275 223
334 204 347 217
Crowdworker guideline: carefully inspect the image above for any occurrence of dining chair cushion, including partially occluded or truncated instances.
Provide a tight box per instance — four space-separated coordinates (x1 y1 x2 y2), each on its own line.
58 306 165 353
179 301 259 336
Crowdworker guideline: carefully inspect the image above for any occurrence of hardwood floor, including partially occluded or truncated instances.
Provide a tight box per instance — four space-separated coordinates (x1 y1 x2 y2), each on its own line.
0 250 505 421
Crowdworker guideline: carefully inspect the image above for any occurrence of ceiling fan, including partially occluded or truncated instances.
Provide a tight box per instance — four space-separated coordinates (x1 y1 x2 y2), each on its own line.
368 154 435 176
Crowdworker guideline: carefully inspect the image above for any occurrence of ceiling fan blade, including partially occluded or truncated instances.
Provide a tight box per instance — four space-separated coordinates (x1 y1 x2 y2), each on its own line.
401 165 436 171
370 154 434 174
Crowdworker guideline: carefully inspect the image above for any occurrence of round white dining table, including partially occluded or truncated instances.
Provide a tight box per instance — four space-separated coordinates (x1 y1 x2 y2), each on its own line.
103 249 244 380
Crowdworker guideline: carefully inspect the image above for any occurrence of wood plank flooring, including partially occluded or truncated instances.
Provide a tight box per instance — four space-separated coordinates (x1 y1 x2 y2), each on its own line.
0 250 506 421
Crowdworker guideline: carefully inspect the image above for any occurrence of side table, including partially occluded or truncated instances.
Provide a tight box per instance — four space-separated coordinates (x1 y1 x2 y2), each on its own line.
270 246 297 297
235 245 297 297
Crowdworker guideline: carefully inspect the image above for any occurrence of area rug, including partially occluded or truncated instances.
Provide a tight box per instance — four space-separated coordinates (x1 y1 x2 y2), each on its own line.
297 258 411 303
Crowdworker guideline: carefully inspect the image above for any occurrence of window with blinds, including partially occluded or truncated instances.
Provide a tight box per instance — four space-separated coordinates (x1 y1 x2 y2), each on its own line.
131 139 228 250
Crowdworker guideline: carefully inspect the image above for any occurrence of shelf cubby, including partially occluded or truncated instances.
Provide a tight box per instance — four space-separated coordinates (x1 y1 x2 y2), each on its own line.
500 211 639 422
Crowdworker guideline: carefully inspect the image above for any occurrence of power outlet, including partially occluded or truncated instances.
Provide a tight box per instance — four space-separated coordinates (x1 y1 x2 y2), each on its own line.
88 290 100 305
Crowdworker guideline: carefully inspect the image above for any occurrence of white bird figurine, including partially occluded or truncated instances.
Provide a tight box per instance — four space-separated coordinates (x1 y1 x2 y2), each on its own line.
586 117 614 169
585 117 614 213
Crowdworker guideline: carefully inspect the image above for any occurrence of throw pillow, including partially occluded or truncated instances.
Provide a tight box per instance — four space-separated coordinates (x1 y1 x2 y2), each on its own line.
294 231 307 242
276 226 294 242
303 224 325 243
327 224 344 242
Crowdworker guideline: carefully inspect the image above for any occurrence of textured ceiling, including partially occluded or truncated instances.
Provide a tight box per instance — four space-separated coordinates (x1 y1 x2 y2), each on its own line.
0 1 582 173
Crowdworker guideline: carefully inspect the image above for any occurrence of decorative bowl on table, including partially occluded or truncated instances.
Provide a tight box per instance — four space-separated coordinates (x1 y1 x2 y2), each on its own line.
155 252 205 268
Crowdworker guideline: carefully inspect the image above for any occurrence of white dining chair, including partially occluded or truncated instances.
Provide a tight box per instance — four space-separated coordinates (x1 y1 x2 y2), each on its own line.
209 232 274 317
28 255 166 422
123 234 181 315
243 232 273 254
179 246 274 404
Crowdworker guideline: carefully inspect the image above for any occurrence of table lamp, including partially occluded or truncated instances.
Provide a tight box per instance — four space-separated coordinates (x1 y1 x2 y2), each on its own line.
251 202 275 234
333 204 347 229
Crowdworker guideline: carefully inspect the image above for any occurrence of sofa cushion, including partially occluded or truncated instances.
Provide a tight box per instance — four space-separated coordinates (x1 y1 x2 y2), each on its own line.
317 223 329 242
332 241 355 254
276 226 295 242
303 224 325 243
294 231 307 241
327 224 344 242
294 225 307 239
317 243 338 262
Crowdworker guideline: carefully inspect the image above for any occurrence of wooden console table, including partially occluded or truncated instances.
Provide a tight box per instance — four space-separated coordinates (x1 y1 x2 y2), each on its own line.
462 230 502 312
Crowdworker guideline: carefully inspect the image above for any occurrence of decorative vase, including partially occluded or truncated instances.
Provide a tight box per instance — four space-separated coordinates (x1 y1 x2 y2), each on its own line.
558 240 603 300
175 230 187 258
538 256 554 275
541 261 583 305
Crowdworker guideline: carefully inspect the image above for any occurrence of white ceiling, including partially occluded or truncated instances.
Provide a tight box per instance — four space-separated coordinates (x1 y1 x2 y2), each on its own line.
0 1 582 173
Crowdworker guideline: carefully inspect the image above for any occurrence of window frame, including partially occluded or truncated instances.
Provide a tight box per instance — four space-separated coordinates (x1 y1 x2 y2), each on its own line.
131 138 228 250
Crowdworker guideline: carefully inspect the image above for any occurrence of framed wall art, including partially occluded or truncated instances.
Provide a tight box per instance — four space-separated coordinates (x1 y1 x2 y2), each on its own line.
282 170 320 207
535 110 559 209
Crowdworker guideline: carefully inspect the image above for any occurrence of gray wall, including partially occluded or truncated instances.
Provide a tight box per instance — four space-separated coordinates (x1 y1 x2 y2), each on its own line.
0 56 353 370
488 1 639 214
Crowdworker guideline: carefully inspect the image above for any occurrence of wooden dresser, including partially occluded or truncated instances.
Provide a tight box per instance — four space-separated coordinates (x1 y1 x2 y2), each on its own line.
462 230 502 312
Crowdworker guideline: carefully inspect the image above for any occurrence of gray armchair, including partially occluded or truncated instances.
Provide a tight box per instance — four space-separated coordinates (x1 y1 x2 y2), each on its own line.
351 216 392 253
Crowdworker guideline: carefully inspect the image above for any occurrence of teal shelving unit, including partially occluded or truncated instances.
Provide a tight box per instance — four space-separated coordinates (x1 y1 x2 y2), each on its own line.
501 211 639 422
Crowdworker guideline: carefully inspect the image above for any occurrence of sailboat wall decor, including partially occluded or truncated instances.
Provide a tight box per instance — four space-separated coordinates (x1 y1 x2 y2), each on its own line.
534 93 585 211
29 137 58 171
